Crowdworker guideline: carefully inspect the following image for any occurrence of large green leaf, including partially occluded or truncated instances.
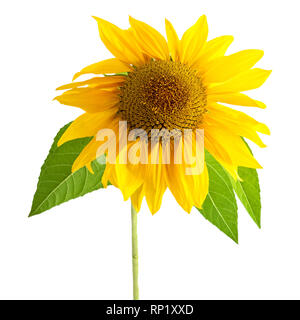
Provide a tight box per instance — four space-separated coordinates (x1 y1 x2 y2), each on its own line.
229 159 261 228
197 151 238 243
29 123 106 217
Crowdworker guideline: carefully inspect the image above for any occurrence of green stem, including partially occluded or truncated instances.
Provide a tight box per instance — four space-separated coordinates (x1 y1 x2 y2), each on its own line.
131 203 139 300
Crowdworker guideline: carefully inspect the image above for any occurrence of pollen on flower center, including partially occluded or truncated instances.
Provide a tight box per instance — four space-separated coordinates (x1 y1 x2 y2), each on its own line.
119 60 207 133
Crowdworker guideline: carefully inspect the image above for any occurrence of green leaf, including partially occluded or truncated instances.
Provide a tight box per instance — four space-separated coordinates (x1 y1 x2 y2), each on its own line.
228 140 261 227
29 123 106 217
197 151 238 243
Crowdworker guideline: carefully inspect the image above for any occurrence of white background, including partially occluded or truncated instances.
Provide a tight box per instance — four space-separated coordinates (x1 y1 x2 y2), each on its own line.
0 0 299 300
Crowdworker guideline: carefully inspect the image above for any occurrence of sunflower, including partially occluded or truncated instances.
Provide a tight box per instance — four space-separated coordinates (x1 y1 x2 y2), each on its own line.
55 16 270 214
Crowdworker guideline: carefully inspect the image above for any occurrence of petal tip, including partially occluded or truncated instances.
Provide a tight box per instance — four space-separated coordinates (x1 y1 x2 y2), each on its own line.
256 101 267 109
197 14 207 25
128 15 135 24
71 163 79 173
57 138 64 147
92 16 101 22
86 163 94 174
72 73 80 81
165 17 172 24
56 84 66 91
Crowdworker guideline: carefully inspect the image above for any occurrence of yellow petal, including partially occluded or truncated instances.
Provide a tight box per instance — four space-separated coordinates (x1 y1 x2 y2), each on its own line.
58 109 117 147
109 163 144 201
72 117 119 173
113 151 145 201
129 16 169 61
204 50 264 84
100 136 145 201
208 68 272 94
72 137 102 173
131 184 145 212
101 162 117 188
208 103 270 134
135 142 167 214
165 19 180 61
222 163 240 181
181 15 208 65
73 58 131 80
54 87 119 113
165 164 193 213
204 125 262 169
86 162 94 174
164 133 208 212
93 17 146 66
208 92 266 109
195 35 234 65
192 163 209 209
57 76 125 91
206 103 270 147
208 116 266 148
204 129 233 166
144 164 167 215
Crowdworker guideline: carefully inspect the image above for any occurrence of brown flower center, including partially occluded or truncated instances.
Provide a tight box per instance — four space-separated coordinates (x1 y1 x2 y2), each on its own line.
119 60 207 133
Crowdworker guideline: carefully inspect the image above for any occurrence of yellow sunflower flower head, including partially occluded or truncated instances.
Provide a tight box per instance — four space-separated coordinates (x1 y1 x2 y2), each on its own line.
55 15 271 215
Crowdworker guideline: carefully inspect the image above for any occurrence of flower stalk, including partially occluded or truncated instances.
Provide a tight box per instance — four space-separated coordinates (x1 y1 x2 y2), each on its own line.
131 203 139 300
